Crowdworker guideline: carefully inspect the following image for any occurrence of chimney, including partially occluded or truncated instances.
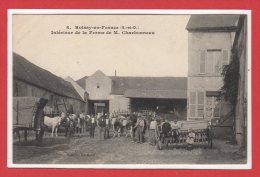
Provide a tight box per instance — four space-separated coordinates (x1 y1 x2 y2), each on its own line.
115 70 117 77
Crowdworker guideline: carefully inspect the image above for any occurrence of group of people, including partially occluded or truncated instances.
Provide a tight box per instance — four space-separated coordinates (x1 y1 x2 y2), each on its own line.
63 109 197 149
88 113 111 139
85 112 148 142
148 117 197 149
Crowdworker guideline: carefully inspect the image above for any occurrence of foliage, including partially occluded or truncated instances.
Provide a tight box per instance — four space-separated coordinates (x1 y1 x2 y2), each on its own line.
220 50 240 113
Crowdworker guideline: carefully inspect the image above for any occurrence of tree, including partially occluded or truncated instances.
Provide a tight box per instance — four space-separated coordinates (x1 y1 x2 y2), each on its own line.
220 49 240 143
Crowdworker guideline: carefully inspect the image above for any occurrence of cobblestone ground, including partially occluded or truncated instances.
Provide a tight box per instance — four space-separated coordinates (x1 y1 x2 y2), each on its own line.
13 130 246 165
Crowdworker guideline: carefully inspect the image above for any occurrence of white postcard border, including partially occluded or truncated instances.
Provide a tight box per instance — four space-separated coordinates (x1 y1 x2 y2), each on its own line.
7 9 252 169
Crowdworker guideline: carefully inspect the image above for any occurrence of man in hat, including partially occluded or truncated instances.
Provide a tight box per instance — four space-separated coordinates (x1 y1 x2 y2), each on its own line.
89 115 96 138
104 113 110 139
148 116 157 145
171 119 180 143
97 114 106 140
134 114 145 144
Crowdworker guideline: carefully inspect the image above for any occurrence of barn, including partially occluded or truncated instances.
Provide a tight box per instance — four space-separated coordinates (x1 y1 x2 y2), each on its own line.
13 53 86 114
77 70 187 120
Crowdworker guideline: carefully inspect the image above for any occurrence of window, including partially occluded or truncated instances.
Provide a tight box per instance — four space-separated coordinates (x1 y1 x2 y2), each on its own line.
97 84 100 89
197 92 204 117
205 96 221 119
199 49 229 74
205 91 221 119
199 50 206 74
206 50 222 74
189 91 205 118
189 92 196 117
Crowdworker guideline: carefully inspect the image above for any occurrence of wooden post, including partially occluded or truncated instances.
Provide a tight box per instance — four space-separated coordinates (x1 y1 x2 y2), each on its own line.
55 98 59 111
63 98 67 112
16 100 19 124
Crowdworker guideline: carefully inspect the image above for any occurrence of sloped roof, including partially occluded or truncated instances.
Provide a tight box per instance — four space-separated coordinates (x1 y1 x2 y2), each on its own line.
124 89 187 99
13 53 83 101
65 76 87 100
110 76 187 95
186 15 240 31
76 74 187 99
76 76 88 89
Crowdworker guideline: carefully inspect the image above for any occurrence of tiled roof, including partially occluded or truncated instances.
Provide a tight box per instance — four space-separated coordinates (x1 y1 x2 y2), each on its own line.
13 53 83 101
76 74 187 99
110 76 187 96
124 89 187 99
186 15 240 31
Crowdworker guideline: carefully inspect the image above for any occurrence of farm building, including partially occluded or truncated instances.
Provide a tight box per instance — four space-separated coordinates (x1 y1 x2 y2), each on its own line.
186 14 250 145
76 70 187 120
186 14 240 122
13 53 86 114
230 15 248 146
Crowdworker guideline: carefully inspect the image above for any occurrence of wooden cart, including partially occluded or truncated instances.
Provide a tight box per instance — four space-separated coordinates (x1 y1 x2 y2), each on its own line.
156 120 213 150
13 97 48 144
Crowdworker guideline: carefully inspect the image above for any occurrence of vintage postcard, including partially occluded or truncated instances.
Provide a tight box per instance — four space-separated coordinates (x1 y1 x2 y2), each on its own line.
7 10 251 169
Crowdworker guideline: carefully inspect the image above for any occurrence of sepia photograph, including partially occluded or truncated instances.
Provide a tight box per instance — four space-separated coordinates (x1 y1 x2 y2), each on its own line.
8 10 250 168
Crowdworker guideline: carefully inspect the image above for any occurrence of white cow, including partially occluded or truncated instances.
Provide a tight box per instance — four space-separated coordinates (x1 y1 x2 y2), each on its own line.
44 112 66 137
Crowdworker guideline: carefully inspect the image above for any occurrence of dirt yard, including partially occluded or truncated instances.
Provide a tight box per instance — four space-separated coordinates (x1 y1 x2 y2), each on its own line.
13 130 246 165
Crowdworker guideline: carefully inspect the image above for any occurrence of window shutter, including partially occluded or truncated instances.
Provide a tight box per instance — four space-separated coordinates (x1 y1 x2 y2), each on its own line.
190 92 197 118
197 91 204 118
190 92 196 104
197 105 204 117
190 105 196 117
197 92 204 105
200 50 206 74
222 50 229 66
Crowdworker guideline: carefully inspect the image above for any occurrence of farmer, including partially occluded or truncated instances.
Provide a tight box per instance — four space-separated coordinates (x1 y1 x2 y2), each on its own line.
148 116 157 145
104 113 110 139
171 119 180 142
97 114 106 140
75 114 82 134
89 115 96 138
134 114 145 144
161 119 172 144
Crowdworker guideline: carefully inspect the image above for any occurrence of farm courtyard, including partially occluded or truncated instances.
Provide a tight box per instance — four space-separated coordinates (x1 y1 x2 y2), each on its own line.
13 131 246 165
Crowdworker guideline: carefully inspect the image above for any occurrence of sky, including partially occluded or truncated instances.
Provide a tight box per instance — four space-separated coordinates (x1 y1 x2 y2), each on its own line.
13 15 190 81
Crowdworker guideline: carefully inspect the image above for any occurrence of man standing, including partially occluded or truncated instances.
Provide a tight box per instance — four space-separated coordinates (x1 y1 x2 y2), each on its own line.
134 114 145 144
149 117 157 145
161 119 172 144
97 114 106 140
90 115 96 138
171 119 180 143
104 114 110 139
